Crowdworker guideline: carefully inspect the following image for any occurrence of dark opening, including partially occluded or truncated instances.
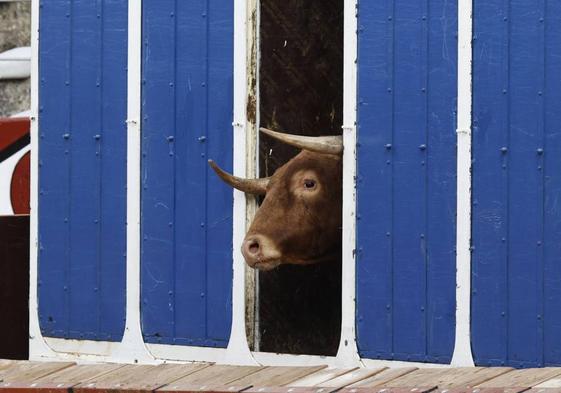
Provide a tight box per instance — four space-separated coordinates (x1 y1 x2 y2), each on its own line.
0 216 30 360
258 0 344 355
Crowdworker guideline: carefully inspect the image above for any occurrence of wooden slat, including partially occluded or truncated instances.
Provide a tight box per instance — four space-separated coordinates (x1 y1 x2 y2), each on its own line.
316 368 386 388
476 368 561 388
33 364 126 385
229 366 327 387
344 387 437 393
74 363 210 393
0 362 75 383
288 368 358 387
529 389 561 393
243 387 326 393
382 368 468 388
157 365 265 392
381 368 513 389
347 368 418 388
388 367 514 389
535 376 561 388
0 364 125 393
442 368 514 388
445 389 529 393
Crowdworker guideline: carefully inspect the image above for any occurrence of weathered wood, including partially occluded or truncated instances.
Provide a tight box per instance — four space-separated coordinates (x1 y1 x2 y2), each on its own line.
244 387 328 393
347 368 418 388
157 365 265 392
0 364 124 393
315 368 386 388
443 388 529 393
0 362 75 384
74 363 210 393
476 369 561 389
343 388 437 393
288 368 358 387
381 368 513 389
230 366 327 387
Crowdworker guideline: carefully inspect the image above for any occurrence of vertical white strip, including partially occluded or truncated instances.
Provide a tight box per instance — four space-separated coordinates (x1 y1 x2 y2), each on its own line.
336 0 361 367
28 0 57 359
224 0 258 366
113 0 154 363
451 0 475 367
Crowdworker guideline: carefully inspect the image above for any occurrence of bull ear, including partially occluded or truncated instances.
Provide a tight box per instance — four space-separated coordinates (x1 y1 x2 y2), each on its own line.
260 127 343 156
208 160 269 195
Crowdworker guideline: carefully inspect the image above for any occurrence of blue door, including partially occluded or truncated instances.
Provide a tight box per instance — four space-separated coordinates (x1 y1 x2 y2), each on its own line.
472 0 561 367
141 0 234 347
356 0 457 363
38 0 128 341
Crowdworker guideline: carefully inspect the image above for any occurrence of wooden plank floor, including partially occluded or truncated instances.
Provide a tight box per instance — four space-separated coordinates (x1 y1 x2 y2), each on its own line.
1 360 561 393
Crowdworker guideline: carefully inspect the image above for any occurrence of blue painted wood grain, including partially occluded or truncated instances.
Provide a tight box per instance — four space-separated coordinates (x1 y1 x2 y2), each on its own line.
141 0 233 347
38 0 128 341
472 0 561 367
356 0 457 363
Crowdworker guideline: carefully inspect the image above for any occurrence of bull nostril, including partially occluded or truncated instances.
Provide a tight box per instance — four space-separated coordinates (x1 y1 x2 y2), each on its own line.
248 240 260 255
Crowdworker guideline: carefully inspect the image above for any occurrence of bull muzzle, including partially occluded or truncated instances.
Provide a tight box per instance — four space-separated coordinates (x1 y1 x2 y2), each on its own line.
241 234 282 270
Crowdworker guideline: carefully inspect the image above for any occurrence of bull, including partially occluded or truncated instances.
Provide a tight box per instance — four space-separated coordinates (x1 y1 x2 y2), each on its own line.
208 128 343 270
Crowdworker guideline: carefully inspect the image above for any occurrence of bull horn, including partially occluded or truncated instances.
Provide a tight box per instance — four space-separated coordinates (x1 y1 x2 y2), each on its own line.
208 160 269 195
260 127 343 155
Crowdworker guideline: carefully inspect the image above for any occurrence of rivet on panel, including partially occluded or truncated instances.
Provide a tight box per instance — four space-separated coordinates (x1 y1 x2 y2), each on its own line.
63 133 70 139
502 89 507 94
385 143 392 150
386 160 391 165
198 136 207 142
94 134 101 140
537 148 544 155
500 147 508 153
167 136 174 142
421 87 426 93
419 144 426 150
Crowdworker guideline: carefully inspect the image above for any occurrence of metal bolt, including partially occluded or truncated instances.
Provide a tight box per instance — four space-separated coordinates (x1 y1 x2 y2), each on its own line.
198 136 207 142
537 148 544 155
63 133 70 139
385 143 392 150
419 144 426 150
167 135 174 142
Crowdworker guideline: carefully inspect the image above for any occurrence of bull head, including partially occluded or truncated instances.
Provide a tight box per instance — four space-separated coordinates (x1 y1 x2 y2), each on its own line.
209 128 343 270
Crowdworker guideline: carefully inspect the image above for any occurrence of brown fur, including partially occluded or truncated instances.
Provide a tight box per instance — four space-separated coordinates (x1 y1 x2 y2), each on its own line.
245 150 342 269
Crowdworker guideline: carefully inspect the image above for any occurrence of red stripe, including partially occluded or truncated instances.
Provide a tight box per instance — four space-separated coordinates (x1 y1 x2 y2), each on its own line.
0 118 30 152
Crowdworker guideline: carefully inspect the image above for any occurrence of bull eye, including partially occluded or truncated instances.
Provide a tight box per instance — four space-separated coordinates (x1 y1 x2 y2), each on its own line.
304 179 316 189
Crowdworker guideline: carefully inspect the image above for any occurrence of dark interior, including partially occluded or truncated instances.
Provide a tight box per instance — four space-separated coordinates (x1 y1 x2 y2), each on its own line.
257 0 344 355
0 215 29 360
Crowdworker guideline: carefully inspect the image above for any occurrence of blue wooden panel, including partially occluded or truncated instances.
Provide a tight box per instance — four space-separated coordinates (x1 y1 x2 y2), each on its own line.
356 0 457 363
38 0 128 341
472 0 561 367
141 0 233 347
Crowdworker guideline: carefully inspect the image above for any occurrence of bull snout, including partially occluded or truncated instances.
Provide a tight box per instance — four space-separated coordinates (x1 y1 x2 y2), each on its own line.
241 235 281 270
